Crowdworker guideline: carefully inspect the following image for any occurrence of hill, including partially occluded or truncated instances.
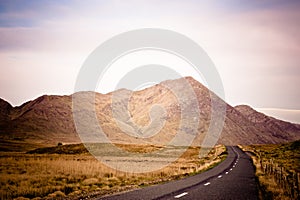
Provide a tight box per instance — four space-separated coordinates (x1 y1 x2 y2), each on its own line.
0 77 299 151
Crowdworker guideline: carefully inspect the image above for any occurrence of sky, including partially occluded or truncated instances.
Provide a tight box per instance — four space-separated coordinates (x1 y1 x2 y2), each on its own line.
0 0 299 123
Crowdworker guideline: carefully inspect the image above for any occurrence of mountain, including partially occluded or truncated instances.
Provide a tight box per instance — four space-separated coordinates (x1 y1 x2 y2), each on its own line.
0 77 299 151
234 105 300 142
0 95 80 151
0 98 12 121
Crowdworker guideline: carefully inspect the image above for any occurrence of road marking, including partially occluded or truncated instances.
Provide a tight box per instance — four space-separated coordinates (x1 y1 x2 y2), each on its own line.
204 182 210 186
174 192 188 198
218 175 222 178
230 168 233 171
225 172 229 174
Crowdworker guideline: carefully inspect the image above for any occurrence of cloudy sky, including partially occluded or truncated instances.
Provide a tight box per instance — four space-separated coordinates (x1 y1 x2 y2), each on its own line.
0 0 299 123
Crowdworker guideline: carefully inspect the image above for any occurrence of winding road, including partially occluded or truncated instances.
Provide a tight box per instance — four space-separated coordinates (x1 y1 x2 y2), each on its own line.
98 146 258 200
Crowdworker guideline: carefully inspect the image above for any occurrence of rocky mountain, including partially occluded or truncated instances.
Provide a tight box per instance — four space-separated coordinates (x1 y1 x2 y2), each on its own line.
235 105 300 142
0 77 299 151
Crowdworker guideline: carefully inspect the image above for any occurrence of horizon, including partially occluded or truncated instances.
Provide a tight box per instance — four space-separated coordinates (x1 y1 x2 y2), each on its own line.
0 0 299 123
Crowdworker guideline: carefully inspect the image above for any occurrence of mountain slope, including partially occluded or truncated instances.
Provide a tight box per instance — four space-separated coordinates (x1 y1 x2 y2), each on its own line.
0 95 79 146
235 105 300 141
0 77 299 151
0 98 12 121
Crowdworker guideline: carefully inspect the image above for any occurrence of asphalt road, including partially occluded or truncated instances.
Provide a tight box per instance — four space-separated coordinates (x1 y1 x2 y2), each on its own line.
97 146 258 200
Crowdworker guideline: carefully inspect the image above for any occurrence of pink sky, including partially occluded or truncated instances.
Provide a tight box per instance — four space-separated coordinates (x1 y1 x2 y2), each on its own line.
0 0 299 123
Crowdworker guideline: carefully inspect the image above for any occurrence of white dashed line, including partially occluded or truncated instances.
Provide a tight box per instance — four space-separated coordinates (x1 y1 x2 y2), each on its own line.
218 175 222 178
225 172 229 174
204 182 211 186
174 192 188 198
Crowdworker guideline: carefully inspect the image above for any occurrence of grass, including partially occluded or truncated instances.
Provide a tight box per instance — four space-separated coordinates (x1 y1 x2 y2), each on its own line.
241 140 300 200
27 143 88 154
0 139 47 152
0 144 227 199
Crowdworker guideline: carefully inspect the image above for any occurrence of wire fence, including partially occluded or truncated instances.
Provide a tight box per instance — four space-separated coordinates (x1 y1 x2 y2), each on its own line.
256 154 299 199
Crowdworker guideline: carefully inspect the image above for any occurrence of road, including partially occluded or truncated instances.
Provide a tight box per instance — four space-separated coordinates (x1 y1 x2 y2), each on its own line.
97 146 258 200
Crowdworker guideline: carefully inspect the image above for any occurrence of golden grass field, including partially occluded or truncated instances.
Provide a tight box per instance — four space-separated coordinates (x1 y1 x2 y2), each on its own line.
0 144 227 200
241 140 300 200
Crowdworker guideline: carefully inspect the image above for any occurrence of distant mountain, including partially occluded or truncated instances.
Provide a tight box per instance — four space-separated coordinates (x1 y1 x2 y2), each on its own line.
0 77 299 151
235 105 300 142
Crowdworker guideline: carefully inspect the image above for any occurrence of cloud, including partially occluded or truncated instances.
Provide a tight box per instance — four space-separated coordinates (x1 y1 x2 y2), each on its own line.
0 0 299 110
201 2 300 109
0 0 78 27
257 108 300 124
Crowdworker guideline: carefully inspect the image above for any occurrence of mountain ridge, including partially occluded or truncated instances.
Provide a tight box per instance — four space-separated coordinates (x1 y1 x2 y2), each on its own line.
0 77 299 151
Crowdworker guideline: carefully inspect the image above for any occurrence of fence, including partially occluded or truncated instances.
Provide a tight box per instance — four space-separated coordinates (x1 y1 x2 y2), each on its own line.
255 154 300 199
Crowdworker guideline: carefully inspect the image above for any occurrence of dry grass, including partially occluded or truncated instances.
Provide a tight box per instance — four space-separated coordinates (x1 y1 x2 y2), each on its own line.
241 140 300 200
114 143 164 153
0 144 226 199
247 152 289 200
